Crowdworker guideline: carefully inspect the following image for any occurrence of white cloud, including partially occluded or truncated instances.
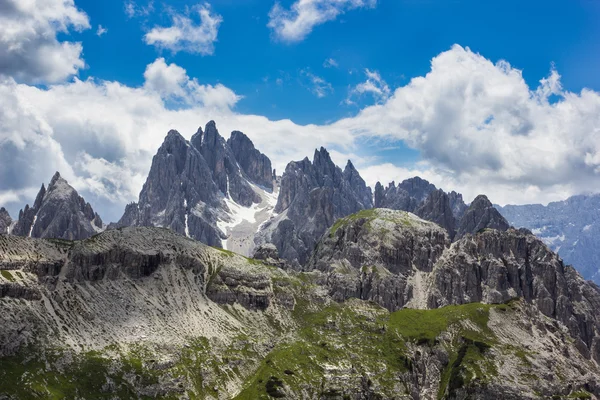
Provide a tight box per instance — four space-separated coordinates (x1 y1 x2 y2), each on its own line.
2 45 600 223
144 3 222 55
347 69 390 104
124 0 154 18
96 25 108 36
143 57 241 108
0 0 90 84
302 70 333 98
324 58 339 68
268 0 377 43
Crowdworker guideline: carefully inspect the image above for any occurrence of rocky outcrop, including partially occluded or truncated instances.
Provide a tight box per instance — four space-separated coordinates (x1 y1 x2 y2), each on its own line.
448 190 468 219
456 194 510 239
415 189 457 239
111 121 275 249
253 243 286 268
428 228 600 360
256 147 372 267
308 209 449 310
0 208 11 234
11 172 103 240
227 130 274 190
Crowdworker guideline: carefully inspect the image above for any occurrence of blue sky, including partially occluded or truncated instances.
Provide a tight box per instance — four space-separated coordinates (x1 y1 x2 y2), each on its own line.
1 0 600 221
76 0 600 125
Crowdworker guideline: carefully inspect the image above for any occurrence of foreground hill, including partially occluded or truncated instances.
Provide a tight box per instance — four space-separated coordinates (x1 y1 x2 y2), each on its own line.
1 216 599 399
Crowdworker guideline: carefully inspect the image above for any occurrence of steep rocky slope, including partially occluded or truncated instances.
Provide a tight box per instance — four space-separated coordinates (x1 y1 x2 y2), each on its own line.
497 194 600 284
255 148 372 267
111 122 277 253
2 217 600 399
11 172 103 240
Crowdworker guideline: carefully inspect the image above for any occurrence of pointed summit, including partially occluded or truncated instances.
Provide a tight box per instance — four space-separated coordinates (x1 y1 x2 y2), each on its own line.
227 130 274 190
12 173 103 240
455 194 510 239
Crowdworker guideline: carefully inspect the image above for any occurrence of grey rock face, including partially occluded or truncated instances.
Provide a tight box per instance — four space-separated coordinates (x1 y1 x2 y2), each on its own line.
428 229 600 358
227 130 273 190
374 177 468 240
111 121 272 248
497 194 600 284
310 208 600 360
0 208 11 234
415 189 457 239
11 172 103 240
308 209 449 310
455 194 510 239
258 147 372 267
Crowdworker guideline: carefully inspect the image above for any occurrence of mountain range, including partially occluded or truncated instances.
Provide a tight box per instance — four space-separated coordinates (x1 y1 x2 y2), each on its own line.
2 120 600 399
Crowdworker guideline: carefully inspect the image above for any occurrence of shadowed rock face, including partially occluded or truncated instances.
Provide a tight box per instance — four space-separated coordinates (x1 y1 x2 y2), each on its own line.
455 194 510 239
0 208 11 234
374 177 437 211
111 121 271 248
227 130 274 190
258 147 372 267
415 189 457 239
11 172 103 241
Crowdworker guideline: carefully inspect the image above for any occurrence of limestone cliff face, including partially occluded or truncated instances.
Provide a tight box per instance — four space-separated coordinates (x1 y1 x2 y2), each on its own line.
256 148 372 267
11 172 103 240
309 208 600 364
308 209 448 311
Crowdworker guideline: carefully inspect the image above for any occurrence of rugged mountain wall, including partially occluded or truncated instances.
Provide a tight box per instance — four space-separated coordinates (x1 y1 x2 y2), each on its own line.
2 223 600 399
374 177 437 211
111 122 274 250
256 147 372 267
309 208 600 364
0 208 11 234
497 194 600 284
11 172 103 240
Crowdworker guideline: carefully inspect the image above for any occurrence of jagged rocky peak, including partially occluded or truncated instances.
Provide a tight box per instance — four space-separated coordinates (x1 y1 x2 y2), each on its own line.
415 189 457 239
227 130 274 190
112 120 277 250
258 146 373 267
448 190 468 219
11 172 103 240
455 194 510 239
374 177 436 212
0 207 12 234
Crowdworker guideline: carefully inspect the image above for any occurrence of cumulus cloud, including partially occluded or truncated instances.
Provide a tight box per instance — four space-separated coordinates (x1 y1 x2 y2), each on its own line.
144 3 222 55
143 57 241 108
347 69 390 104
0 0 90 84
2 45 600 223
268 0 377 43
301 70 333 98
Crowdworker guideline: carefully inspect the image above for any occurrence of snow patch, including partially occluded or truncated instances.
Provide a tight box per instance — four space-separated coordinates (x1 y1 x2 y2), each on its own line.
542 234 565 246
184 199 190 238
583 224 593 232
28 215 37 237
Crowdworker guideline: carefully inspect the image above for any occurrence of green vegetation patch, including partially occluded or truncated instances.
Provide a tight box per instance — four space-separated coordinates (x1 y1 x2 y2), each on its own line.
1 269 15 282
